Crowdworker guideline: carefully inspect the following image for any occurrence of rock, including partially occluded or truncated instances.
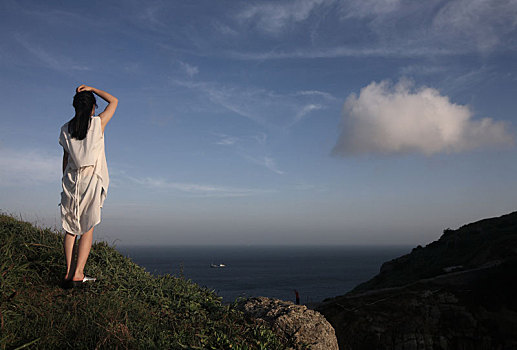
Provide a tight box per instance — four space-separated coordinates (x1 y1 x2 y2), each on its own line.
318 286 503 350
235 296 338 350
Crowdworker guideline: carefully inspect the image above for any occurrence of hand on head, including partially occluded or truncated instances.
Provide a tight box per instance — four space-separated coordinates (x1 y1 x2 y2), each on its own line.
76 84 92 93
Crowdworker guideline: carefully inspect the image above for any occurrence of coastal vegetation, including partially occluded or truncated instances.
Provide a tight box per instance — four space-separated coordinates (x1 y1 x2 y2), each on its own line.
0 213 283 349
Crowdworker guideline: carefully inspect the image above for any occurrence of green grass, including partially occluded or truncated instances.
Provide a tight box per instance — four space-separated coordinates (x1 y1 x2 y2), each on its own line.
0 213 284 349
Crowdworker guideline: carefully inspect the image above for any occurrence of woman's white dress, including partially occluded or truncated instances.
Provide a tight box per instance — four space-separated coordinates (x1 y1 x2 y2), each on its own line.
59 116 109 235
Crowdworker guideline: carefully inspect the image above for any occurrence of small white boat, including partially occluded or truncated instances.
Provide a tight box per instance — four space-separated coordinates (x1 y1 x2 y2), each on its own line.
210 263 226 268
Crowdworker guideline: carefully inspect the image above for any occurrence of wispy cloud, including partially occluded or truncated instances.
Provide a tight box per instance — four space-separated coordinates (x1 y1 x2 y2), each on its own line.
295 90 338 101
178 60 199 77
399 64 448 77
212 21 239 36
339 0 401 19
290 180 328 192
216 137 237 146
252 132 268 145
128 176 275 197
237 0 331 34
439 65 496 96
212 132 269 147
213 133 238 146
263 156 285 175
14 34 90 73
137 2 168 30
228 0 517 60
240 154 285 175
210 132 284 175
432 0 517 53
0 148 61 186
347 0 517 55
290 103 324 126
172 79 275 128
225 45 457 60
171 79 335 130
332 79 514 156
399 64 497 97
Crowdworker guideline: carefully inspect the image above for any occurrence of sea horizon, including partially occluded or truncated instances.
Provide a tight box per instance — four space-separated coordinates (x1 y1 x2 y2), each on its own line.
116 244 412 304
115 243 416 248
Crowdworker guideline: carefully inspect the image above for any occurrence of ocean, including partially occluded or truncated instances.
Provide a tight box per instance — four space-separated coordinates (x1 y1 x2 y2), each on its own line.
116 245 411 304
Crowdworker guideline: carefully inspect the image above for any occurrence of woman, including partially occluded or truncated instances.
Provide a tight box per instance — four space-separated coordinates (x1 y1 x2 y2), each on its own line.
59 84 118 287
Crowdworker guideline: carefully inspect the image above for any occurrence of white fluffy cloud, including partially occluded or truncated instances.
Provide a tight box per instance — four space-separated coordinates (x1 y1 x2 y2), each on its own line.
332 80 513 156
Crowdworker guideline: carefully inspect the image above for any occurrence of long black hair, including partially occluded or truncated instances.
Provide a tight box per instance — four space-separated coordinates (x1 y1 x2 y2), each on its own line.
68 91 97 140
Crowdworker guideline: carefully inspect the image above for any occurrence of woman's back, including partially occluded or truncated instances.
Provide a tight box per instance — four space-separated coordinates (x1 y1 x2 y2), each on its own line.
60 84 118 288
59 117 109 235
60 116 105 170
59 85 117 236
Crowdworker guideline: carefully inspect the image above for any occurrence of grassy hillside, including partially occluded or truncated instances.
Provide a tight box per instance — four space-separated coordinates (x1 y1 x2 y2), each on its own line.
0 213 283 349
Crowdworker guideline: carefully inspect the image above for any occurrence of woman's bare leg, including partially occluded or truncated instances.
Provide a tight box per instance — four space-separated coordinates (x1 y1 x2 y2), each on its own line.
72 226 94 281
63 232 77 280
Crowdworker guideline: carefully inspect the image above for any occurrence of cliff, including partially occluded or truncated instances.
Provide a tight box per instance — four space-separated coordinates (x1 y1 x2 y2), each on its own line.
317 211 517 349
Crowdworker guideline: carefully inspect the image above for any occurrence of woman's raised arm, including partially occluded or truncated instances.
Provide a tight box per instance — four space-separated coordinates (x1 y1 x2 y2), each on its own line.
76 84 118 132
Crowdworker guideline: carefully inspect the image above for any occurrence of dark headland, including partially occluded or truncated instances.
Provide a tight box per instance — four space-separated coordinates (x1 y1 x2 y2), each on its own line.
316 211 517 349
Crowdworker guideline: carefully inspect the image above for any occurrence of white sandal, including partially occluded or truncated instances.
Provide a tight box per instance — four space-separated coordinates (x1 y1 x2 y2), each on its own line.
71 274 96 287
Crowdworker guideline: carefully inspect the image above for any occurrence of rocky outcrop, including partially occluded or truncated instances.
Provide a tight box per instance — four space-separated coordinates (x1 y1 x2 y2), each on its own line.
318 264 517 349
236 296 338 350
316 212 517 350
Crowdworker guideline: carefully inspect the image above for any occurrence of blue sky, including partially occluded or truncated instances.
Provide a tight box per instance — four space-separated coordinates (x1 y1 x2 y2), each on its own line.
1 0 516 245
